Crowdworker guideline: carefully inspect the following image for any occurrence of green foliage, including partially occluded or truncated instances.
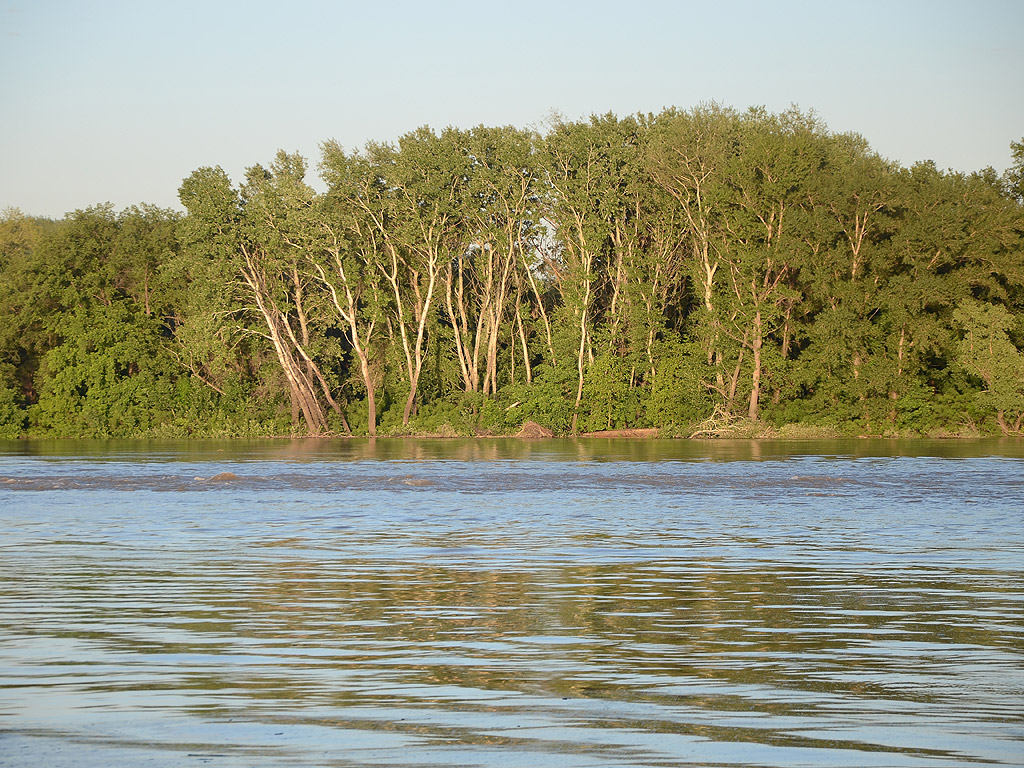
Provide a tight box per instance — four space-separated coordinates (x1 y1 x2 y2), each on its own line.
578 353 637 432
954 299 1024 433
647 339 715 428
1005 138 1024 203
30 302 178 437
403 397 476 437
3 109 1023 439
471 365 577 435
0 371 25 438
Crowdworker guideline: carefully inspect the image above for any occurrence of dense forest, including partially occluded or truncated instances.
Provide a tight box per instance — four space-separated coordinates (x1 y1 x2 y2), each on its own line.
2 105 1023 439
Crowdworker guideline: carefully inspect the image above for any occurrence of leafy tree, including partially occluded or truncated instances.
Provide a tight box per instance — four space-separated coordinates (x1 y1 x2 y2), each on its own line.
30 301 176 436
0 209 47 434
354 129 458 426
715 108 826 420
955 299 1024 433
541 113 646 431
791 134 900 427
647 105 740 410
3 106 1022 438
1005 138 1024 203
179 158 343 435
317 141 391 435
419 125 545 397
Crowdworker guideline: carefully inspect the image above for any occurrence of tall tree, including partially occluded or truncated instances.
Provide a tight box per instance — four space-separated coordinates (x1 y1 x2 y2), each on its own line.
541 113 642 431
793 134 899 426
21 206 181 436
955 299 1024 433
715 108 827 420
179 159 338 435
447 125 542 394
0 209 46 434
647 105 743 412
358 129 458 426
318 142 390 435
1005 138 1024 204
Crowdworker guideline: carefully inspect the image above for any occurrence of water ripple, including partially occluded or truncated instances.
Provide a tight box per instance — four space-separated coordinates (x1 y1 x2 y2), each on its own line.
1 440 1022 766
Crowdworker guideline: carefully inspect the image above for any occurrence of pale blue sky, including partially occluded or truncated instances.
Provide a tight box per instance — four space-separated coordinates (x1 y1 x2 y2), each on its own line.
2 0 1022 218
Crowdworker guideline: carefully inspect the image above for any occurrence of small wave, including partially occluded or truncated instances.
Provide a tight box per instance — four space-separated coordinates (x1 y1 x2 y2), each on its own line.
197 472 242 483
789 475 856 486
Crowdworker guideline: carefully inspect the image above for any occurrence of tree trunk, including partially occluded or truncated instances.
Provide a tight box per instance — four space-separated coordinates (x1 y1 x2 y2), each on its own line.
516 300 532 385
571 293 590 434
242 252 327 435
748 310 762 420
996 409 1009 436
888 325 907 425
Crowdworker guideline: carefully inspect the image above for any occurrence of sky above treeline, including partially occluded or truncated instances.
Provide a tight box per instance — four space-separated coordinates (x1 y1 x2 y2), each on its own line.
1 0 1022 219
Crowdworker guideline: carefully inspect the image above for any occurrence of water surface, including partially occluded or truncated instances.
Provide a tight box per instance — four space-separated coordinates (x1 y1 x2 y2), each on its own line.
1 438 1022 767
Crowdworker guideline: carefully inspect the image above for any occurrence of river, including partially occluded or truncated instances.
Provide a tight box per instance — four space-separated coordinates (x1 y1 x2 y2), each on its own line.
1 438 1022 767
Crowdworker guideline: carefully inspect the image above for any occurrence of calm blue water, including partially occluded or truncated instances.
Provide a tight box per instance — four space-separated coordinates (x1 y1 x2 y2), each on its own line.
1 438 1022 767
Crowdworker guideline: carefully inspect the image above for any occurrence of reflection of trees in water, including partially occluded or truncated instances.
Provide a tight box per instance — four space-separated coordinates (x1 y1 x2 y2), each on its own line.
13 546 1020 760
120 555 1010 714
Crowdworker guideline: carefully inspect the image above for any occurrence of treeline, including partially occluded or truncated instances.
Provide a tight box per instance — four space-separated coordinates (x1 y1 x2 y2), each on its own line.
2 105 1023 439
